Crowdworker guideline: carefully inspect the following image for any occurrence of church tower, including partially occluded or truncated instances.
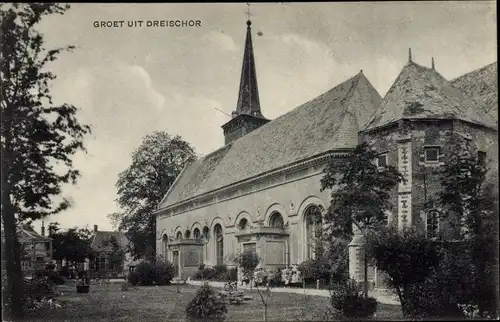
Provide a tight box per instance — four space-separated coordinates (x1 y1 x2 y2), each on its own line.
222 20 269 145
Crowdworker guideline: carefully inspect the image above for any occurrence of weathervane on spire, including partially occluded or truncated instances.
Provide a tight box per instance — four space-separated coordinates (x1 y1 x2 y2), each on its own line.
245 2 252 25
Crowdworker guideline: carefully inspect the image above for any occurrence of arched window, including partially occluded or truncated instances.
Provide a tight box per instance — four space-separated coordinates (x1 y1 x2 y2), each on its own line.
202 226 210 241
176 231 182 240
214 224 224 266
269 212 284 228
238 218 249 230
162 234 168 259
305 205 324 260
193 228 201 240
185 230 191 239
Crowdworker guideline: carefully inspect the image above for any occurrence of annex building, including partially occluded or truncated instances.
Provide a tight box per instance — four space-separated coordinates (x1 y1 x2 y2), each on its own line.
154 20 498 286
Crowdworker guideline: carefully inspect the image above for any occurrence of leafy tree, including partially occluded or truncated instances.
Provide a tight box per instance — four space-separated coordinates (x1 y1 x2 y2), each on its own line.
320 142 403 297
429 135 499 317
1 4 90 318
104 236 125 275
108 131 196 261
366 226 440 316
234 251 272 322
48 223 95 269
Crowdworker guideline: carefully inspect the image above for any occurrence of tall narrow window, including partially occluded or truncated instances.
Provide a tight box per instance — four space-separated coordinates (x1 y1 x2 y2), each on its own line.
176 232 182 240
305 205 323 260
375 153 388 168
193 228 200 240
214 224 224 266
162 235 168 260
202 226 210 241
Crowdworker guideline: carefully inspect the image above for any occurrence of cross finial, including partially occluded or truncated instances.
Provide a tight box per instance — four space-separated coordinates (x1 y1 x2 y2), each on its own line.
245 2 252 25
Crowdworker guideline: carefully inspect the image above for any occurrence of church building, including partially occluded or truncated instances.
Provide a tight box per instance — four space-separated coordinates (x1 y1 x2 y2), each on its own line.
154 20 498 286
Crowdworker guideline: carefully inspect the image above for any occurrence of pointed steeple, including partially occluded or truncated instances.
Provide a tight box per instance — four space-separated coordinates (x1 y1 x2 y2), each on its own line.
235 20 263 118
221 18 269 145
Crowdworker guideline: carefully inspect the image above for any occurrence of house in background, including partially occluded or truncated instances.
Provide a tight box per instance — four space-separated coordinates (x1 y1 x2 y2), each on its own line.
1 222 53 276
89 225 140 277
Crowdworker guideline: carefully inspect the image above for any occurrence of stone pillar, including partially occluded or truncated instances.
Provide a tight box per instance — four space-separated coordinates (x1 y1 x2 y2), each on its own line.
84 258 90 271
348 230 366 283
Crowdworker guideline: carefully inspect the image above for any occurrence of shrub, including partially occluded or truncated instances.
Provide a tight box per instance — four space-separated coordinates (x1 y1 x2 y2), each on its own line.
234 251 259 279
154 259 175 285
326 239 349 284
367 226 440 315
330 279 377 319
214 264 227 278
135 261 155 286
128 271 140 286
298 258 331 283
186 283 227 322
23 277 56 302
195 267 217 280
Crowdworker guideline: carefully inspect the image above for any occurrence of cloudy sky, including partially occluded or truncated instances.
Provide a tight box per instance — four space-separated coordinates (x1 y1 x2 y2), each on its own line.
32 2 496 233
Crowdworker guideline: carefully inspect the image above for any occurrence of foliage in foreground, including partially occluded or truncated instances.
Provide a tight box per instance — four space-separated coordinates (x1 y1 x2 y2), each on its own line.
330 279 378 319
368 225 498 319
185 283 228 322
321 142 403 297
128 257 175 286
1 3 91 318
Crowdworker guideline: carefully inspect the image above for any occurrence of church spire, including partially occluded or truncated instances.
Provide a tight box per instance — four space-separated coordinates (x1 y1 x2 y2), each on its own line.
222 14 269 145
235 18 263 118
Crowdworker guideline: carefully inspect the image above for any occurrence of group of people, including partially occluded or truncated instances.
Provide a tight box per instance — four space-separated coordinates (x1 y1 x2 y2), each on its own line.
237 265 304 287
281 265 303 286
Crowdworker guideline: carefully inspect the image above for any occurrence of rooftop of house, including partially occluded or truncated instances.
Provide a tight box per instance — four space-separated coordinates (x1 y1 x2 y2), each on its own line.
91 228 129 253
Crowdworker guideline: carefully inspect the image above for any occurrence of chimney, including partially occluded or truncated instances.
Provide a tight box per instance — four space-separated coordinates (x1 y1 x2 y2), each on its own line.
94 225 98 233
41 221 45 236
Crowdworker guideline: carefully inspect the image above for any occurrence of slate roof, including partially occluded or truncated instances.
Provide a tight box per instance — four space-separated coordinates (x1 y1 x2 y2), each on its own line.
91 231 129 253
364 62 497 131
451 62 498 123
160 71 382 208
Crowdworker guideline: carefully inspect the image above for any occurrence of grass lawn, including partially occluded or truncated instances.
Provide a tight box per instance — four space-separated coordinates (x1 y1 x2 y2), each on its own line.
24 282 403 321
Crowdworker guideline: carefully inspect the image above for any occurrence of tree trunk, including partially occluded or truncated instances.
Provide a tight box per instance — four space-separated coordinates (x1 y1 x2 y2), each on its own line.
395 285 406 317
1 182 24 320
363 249 368 298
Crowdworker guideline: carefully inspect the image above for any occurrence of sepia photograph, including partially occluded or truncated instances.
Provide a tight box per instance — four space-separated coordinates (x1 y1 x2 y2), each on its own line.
1 2 498 321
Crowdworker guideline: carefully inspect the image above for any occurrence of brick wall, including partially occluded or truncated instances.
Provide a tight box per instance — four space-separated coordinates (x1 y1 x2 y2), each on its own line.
361 119 497 238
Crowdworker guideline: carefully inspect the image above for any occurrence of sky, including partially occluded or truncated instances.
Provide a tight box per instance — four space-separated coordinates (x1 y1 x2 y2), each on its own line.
31 2 496 233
